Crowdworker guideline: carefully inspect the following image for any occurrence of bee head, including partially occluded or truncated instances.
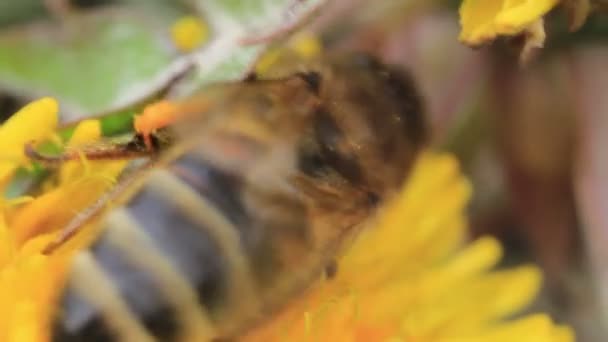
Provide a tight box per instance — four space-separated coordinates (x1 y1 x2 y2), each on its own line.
297 52 427 200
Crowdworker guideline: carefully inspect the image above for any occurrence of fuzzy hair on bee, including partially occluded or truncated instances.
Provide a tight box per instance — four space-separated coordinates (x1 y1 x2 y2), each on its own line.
35 52 427 341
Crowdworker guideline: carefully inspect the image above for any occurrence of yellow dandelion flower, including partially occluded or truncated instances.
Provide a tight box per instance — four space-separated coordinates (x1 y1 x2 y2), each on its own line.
0 100 572 341
8 118 126 246
459 0 560 46
0 206 63 342
0 99 127 342
0 235 67 342
171 15 209 53
243 152 574 342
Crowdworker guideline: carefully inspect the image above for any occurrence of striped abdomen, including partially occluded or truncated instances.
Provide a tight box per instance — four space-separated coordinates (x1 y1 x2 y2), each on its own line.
51 150 331 341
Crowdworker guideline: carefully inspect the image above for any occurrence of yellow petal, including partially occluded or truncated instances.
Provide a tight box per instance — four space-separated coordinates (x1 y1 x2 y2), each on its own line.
459 0 504 45
470 314 575 342
1 253 67 342
473 266 542 319
66 119 101 146
419 265 542 335
0 213 15 268
10 187 67 246
290 33 323 59
459 0 559 46
59 119 101 184
437 236 503 279
0 98 58 186
10 171 122 247
495 0 559 33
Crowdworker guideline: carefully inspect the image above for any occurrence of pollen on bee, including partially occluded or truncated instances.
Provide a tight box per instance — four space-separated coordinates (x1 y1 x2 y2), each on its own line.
290 33 322 59
255 32 323 75
134 100 179 151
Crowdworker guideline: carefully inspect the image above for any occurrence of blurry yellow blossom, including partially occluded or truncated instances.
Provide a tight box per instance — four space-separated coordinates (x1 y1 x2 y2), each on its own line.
0 234 67 342
459 0 559 47
171 15 209 53
289 32 323 59
0 97 58 188
58 119 102 183
244 152 574 342
0 99 127 342
8 117 125 246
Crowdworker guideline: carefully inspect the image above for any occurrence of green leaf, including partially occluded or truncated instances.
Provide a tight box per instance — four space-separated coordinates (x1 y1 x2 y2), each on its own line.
0 6 185 120
0 0 325 123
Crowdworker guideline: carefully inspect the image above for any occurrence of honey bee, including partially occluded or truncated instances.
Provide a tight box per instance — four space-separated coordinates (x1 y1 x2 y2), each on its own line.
32 52 426 341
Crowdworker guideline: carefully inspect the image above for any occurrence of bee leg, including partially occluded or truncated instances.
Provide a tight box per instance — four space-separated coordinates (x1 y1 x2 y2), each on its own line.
42 195 107 254
24 138 157 166
42 172 140 254
42 226 77 254
24 142 69 166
